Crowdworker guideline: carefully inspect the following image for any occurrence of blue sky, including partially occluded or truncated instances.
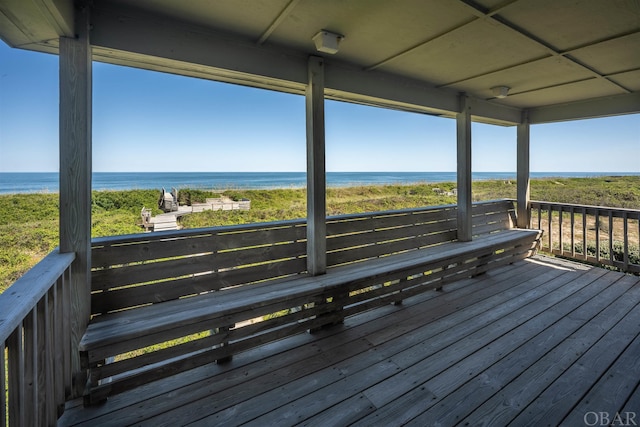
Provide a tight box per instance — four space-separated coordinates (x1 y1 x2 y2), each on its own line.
1 40 638 173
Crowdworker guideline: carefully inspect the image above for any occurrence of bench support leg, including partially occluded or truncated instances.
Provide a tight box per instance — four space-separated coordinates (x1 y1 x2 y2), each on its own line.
82 358 107 407
309 293 346 333
435 263 454 291
473 253 493 277
215 325 233 364
392 278 405 305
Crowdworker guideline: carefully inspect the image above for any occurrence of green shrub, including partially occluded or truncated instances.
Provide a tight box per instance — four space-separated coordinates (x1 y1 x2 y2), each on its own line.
92 189 160 214
3 176 640 293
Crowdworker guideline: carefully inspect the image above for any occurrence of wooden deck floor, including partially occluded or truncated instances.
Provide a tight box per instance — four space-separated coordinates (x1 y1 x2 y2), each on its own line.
59 255 640 426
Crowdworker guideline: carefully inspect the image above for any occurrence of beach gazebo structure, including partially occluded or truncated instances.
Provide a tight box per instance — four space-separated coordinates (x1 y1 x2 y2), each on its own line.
1 1 639 425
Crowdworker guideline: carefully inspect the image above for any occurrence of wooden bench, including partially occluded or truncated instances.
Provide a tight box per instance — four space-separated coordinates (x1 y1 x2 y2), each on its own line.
81 200 542 404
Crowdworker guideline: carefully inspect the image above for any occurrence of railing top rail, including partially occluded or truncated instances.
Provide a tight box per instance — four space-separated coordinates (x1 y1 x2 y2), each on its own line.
530 200 640 216
92 199 515 247
91 218 308 246
0 249 75 342
325 199 510 221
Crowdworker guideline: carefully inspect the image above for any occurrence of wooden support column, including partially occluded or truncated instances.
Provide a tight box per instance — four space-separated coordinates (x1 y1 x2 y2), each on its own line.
59 2 92 397
306 56 326 275
517 111 531 228
456 94 472 241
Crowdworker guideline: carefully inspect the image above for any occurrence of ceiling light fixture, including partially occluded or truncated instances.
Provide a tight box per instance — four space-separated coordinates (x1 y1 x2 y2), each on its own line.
491 86 510 99
312 30 344 54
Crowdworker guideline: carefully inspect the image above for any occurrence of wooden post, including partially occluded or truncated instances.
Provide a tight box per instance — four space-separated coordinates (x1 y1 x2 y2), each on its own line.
517 111 531 229
306 56 326 275
456 94 472 242
59 2 92 397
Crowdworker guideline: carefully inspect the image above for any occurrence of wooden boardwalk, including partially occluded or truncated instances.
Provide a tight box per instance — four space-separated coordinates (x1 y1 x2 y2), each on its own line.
142 198 251 231
59 255 640 426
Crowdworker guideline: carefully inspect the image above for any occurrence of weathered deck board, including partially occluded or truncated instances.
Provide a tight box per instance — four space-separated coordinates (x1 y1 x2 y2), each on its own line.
59 255 640 426
506 277 640 426
562 325 640 425
460 273 640 427
355 269 622 426
410 272 637 425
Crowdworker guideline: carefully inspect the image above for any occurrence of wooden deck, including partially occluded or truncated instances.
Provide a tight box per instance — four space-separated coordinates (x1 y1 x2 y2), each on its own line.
58 255 640 426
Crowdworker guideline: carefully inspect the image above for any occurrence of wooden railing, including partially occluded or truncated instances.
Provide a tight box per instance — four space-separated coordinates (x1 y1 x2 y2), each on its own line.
0 250 75 427
531 201 640 274
90 200 515 316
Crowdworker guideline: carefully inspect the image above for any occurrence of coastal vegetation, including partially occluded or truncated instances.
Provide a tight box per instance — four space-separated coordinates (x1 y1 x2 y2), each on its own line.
1 175 639 293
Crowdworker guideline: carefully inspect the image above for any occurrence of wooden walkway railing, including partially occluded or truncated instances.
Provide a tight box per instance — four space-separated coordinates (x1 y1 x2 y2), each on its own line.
0 250 75 427
531 201 640 274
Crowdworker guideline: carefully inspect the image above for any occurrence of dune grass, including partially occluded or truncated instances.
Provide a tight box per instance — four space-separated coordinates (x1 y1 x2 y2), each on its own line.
1 175 639 293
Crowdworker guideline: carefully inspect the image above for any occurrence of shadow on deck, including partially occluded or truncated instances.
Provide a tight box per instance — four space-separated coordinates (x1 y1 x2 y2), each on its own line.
59 255 640 426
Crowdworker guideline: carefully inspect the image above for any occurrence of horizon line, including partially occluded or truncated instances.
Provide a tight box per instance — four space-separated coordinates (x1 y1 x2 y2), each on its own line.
2 171 640 174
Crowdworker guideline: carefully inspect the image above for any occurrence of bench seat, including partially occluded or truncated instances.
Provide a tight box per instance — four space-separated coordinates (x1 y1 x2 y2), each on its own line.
80 227 542 404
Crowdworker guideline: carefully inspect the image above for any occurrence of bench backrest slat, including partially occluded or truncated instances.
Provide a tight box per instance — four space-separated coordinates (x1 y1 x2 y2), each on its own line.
326 219 456 252
471 200 515 235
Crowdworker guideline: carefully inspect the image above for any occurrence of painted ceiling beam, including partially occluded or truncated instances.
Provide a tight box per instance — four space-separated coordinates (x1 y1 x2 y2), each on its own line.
34 0 74 37
256 0 302 45
0 0 73 47
528 92 640 124
90 6 308 92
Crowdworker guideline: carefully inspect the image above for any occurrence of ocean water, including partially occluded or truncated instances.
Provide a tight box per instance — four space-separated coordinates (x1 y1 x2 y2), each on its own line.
0 171 638 194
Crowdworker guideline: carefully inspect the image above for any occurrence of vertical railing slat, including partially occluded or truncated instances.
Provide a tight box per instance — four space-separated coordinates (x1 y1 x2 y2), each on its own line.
1 343 6 427
7 328 24 427
36 298 48 425
570 206 575 257
608 211 614 264
595 210 600 263
23 310 37 427
582 207 588 260
45 291 56 424
547 206 552 251
558 208 563 254
623 212 629 271
63 267 72 398
54 279 64 416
